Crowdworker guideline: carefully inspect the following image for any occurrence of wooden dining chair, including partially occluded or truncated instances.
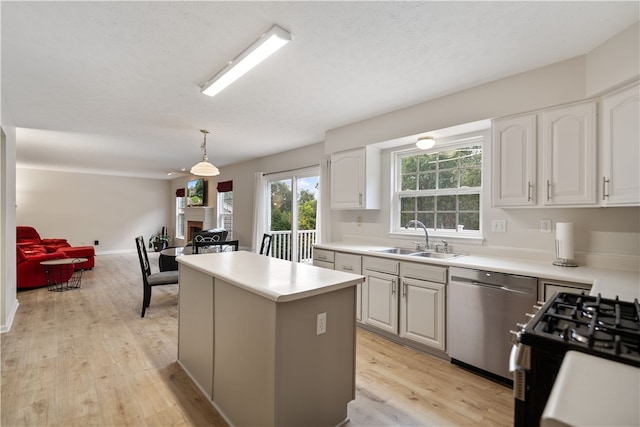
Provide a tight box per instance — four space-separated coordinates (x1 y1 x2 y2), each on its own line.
135 236 179 317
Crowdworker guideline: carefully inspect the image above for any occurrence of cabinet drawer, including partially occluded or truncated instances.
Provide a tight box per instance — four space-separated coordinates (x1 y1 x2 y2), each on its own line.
313 249 335 263
335 253 362 274
313 260 335 270
400 262 447 284
363 256 399 275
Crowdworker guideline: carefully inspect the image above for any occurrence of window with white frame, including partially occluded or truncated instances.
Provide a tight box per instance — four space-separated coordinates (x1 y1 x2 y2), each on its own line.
393 135 483 238
218 190 233 238
176 195 185 239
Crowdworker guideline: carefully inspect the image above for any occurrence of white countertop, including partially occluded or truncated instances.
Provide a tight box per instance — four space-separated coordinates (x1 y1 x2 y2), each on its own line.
541 351 640 427
177 251 364 302
314 243 640 300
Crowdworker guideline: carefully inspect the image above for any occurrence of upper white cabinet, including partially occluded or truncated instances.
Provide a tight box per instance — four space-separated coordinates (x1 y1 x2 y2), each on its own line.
330 147 381 209
492 114 537 207
600 82 640 206
492 100 598 207
541 101 597 206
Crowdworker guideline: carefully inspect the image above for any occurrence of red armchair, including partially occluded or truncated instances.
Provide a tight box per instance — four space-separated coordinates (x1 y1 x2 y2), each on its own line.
16 226 95 289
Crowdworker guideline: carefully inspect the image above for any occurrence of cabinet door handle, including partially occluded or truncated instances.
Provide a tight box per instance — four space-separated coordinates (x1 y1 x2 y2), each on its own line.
359 192 363 206
603 177 610 200
402 282 407 298
391 280 396 295
527 182 532 202
342 265 353 271
546 180 551 201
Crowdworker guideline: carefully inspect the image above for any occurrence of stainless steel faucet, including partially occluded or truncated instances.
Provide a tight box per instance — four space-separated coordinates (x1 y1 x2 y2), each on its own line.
404 220 429 250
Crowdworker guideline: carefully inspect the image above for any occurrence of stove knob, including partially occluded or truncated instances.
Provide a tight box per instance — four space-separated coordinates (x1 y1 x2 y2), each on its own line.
509 330 520 345
516 323 526 330
533 305 542 310
525 313 535 319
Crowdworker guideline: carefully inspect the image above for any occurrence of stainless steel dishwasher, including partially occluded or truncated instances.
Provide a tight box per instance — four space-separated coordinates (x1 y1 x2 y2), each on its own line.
447 267 537 381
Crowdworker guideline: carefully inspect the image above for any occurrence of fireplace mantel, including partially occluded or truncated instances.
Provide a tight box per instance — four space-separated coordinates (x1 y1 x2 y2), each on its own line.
184 207 215 233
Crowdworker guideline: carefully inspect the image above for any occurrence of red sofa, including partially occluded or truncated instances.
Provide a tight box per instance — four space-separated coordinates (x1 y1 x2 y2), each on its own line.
16 226 96 289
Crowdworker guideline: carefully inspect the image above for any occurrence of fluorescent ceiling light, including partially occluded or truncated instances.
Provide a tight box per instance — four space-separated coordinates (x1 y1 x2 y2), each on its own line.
201 24 291 97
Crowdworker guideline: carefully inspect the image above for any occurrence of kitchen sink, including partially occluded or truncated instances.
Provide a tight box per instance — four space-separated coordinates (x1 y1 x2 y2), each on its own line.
409 251 465 259
370 248 465 259
370 247 418 255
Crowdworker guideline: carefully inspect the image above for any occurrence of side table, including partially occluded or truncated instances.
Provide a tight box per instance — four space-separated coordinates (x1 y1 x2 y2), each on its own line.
40 257 88 291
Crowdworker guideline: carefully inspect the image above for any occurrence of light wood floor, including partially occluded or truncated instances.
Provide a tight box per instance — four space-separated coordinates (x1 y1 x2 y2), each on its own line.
1 252 513 426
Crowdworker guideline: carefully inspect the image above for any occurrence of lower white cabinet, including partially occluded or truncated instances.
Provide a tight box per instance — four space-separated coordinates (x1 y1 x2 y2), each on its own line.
362 270 399 333
400 263 447 351
362 256 447 352
313 248 335 268
539 279 591 301
362 256 400 334
334 252 363 322
313 249 364 322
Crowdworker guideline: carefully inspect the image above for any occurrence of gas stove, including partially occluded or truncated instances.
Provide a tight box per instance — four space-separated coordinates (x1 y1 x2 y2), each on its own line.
512 292 640 427
520 292 640 367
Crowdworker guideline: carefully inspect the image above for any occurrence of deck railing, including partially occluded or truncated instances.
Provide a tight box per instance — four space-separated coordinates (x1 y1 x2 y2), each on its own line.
270 230 317 262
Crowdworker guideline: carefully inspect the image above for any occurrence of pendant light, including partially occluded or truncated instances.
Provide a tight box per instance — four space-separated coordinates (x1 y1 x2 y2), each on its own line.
416 136 436 150
190 130 220 176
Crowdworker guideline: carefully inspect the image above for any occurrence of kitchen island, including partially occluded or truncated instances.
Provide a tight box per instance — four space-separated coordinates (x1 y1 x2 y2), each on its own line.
176 251 365 427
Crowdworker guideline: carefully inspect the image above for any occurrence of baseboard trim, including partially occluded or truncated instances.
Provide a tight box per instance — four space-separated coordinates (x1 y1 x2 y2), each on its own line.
1 298 19 333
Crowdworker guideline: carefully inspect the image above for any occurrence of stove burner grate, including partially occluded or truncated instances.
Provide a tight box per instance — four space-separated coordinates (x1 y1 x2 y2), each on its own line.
527 293 640 363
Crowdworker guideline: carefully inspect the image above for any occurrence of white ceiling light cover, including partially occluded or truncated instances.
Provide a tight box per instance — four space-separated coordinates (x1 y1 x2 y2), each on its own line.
201 24 291 97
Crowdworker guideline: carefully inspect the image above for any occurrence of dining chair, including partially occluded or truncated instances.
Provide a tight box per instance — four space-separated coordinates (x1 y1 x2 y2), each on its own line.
192 231 239 254
259 233 273 256
135 236 179 318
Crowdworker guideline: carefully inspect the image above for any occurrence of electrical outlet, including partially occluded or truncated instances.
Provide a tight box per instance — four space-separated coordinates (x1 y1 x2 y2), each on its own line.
316 312 327 335
94 240 99 245
540 219 552 233
491 219 506 233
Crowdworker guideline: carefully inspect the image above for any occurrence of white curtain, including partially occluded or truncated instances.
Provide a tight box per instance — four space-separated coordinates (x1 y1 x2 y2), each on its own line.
252 172 267 252
318 156 332 244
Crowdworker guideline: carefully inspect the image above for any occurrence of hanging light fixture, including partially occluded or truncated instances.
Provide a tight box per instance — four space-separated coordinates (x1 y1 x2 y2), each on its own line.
416 136 436 150
190 130 220 176
201 24 291 97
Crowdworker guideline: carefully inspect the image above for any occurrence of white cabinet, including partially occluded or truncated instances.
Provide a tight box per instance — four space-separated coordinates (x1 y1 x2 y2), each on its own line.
312 248 334 269
492 114 537 206
362 257 399 334
330 147 381 209
542 102 597 206
539 279 592 302
313 249 364 322
600 82 640 206
362 256 447 352
399 263 447 351
492 100 598 207
334 253 363 322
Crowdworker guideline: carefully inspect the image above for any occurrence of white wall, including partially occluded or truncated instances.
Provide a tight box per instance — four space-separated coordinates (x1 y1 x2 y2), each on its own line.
1 97 19 333
16 169 171 253
325 56 587 154
171 143 326 249
586 22 640 96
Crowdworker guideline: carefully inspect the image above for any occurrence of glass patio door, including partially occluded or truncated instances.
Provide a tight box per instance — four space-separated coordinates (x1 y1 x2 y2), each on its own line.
267 167 319 262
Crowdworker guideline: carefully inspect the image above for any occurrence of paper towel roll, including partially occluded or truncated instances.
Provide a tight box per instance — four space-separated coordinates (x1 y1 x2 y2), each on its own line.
556 222 574 260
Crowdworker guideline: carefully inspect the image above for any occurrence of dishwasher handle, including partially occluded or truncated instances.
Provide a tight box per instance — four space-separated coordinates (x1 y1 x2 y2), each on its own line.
467 280 535 296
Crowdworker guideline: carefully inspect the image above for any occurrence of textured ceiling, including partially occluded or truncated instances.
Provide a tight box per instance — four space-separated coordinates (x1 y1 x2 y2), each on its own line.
2 1 638 179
